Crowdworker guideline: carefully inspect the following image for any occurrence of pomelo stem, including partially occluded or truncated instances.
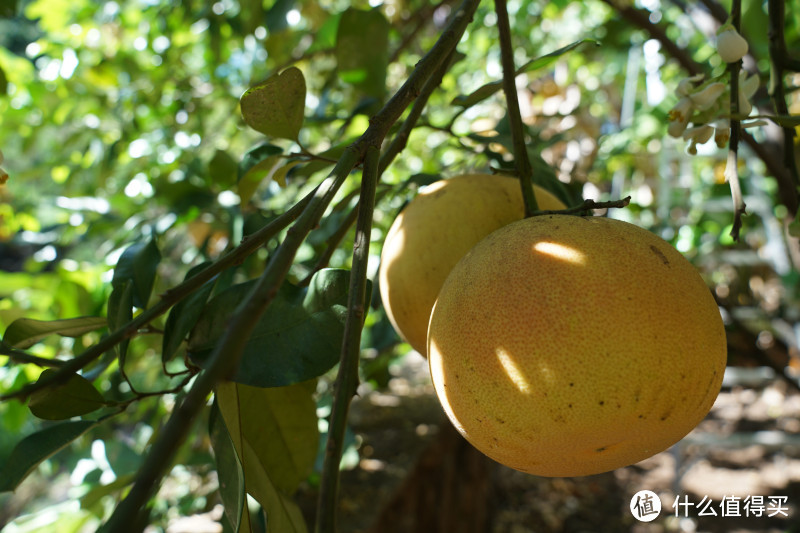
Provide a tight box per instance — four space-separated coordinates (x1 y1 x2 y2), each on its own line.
494 0 539 217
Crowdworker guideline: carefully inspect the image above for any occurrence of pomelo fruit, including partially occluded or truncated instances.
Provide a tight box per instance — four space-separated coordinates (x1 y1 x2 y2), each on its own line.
427 214 727 477
379 174 566 356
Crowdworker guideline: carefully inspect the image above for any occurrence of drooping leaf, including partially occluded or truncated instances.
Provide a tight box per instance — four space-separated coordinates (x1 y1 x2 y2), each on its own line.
107 279 133 360
28 369 106 420
188 269 371 388
209 149 238 187
239 154 281 206
240 67 306 140
215 380 317 533
336 8 389 100
271 160 302 188
209 400 246 533
0 420 97 492
452 39 599 108
162 262 217 364
111 239 161 309
2 316 107 349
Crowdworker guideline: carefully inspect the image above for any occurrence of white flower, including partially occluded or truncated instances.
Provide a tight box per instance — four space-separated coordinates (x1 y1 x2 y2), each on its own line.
717 28 749 63
690 82 726 111
668 97 693 137
737 71 759 116
683 125 714 154
676 74 705 97
682 124 714 144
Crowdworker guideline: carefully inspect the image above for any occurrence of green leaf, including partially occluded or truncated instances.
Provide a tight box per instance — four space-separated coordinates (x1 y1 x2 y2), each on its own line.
3 316 107 349
336 8 389 99
187 269 370 388
0 62 7 95
162 263 217 365
239 155 281 206
240 67 306 140
209 400 246 533
238 143 283 181
452 39 598 108
111 239 161 309
107 279 133 360
758 114 800 127
0 0 16 17
216 380 317 532
209 149 238 187
0 420 97 492
28 369 106 420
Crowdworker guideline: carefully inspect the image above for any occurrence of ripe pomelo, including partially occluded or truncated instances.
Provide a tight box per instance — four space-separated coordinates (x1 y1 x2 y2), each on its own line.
427 214 727 477
379 174 566 356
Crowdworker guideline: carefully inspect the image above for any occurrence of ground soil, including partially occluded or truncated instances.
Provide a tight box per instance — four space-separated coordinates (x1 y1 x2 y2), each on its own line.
297 355 800 533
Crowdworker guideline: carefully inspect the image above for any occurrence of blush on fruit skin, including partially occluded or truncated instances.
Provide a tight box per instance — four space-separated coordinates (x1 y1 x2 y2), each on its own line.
378 174 566 357
427 214 727 477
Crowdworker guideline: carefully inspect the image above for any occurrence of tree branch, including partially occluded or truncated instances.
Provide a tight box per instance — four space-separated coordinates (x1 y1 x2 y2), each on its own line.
315 145 380 533
494 0 538 216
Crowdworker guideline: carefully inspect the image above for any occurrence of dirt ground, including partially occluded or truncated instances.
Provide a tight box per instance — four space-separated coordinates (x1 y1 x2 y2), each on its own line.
297 355 800 533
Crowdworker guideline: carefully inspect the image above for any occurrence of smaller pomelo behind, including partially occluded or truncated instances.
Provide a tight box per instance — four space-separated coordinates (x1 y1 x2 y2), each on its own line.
379 174 567 356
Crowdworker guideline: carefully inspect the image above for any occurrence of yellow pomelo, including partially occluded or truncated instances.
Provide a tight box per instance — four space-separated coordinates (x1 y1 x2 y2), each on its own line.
379 174 566 356
428 214 727 477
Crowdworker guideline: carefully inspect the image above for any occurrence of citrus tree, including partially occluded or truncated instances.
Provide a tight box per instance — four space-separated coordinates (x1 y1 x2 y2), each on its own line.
0 0 798 531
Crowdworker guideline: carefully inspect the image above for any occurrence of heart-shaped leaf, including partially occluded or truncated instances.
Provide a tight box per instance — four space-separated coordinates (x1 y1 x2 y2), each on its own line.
240 67 306 140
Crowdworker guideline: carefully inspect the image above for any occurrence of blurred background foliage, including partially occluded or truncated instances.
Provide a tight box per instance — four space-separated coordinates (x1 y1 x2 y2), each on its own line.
0 0 798 531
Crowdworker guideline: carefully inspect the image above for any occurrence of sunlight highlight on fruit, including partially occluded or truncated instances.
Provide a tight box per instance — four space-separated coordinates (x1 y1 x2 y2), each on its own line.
533 241 586 265
496 347 532 394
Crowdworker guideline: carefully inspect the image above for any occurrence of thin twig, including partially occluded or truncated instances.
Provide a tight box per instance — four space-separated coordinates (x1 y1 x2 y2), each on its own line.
727 0 746 241
0 341 66 367
315 145 380 533
533 196 632 217
494 0 538 216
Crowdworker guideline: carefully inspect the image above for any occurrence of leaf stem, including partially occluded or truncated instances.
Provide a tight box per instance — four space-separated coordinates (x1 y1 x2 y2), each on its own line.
494 0 538 216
